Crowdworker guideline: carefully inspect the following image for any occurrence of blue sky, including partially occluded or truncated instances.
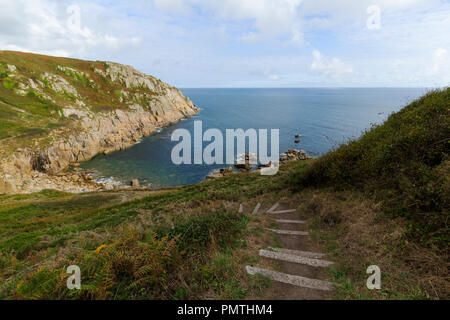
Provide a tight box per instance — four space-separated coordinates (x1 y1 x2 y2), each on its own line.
1 0 449 87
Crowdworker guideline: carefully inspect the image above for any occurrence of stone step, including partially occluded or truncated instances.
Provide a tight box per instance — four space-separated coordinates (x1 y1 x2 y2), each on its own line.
246 266 333 291
266 228 309 236
267 247 326 259
259 249 333 267
273 219 306 224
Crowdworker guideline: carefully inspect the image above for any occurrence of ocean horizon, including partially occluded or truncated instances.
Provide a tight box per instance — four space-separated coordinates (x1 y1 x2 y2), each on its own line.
80 87 428 188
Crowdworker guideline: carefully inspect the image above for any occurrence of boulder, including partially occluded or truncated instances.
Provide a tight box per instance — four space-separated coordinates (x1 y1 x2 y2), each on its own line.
205 173 223 180
234 153 255 171
104 181 120 190
280 149 309 164
234 162 253 171
206 166 237 180
258 161 272 169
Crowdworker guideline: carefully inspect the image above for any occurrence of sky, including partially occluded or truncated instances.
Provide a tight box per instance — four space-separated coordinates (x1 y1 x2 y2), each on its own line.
0 0 449 88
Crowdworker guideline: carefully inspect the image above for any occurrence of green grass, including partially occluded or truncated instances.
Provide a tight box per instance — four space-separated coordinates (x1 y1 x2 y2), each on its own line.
1 79 448 299
0 165 297 299
0 50 175 153
58 67 91 87
0 83 65 147
2 78 15 89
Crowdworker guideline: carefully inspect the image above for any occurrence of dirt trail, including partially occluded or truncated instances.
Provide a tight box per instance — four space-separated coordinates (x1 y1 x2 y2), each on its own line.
246 204 333 300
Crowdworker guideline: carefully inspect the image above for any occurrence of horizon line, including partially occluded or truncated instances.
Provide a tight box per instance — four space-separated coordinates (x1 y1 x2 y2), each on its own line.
178 86 433 89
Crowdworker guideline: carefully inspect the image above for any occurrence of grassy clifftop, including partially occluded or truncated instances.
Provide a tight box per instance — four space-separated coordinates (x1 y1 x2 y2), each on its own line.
0 51 193 154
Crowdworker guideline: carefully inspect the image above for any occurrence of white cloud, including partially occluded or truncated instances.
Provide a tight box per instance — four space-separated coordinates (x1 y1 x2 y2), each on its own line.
302 0 438 17
0 43 70 58
153 0 192 14
0 0 448 87
239 32 261 43
0 0 142 59
290 25 304 48
423 48 450 85
153 0 305 47
207 0 303 35
429 48 448 74
301 0 442 32
311 50 353 77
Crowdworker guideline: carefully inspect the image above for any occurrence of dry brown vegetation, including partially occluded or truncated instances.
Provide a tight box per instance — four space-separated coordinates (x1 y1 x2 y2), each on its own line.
1 161 448 299
291 189 449 299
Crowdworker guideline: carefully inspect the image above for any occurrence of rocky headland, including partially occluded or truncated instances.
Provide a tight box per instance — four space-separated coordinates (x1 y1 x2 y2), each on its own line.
0 51 199 194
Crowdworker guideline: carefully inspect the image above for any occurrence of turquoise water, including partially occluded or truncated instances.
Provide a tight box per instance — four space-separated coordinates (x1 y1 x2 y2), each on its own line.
80 88 427 188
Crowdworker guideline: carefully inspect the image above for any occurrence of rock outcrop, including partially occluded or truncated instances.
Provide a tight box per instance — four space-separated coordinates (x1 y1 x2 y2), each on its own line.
0 51 199 194
205 167 235 180
234 153 258 171
280 149 311 164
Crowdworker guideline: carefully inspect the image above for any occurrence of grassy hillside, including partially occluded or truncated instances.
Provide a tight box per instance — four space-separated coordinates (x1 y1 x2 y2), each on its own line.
0 51 178 154
290 88 449 248
0 167 289 299
0 52 100 146
0 89 448 300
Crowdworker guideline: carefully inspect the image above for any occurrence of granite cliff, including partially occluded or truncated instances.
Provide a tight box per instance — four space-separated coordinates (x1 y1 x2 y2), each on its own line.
0 51 199 194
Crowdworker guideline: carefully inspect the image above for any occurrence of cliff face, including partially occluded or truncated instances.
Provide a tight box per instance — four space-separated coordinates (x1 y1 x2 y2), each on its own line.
0 51 199 194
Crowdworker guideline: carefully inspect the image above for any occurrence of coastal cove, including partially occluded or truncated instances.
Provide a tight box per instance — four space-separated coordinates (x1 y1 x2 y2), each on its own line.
0 51 199 194
1 1 448 302
80 88 426 188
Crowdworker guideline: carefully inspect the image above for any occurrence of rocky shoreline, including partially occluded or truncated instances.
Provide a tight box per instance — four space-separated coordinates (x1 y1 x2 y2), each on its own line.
205 149 312 180
0 107 199 194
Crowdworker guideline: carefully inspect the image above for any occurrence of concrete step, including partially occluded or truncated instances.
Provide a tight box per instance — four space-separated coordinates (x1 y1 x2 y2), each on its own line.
270 209 297 214
273 219 306 224
259 249 333 267
266 202 280 213
266 228 309 236
246 266 333 291
267 247 326 259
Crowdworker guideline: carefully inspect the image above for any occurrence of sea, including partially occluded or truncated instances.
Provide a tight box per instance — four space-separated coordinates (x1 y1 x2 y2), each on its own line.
80 88 427 188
